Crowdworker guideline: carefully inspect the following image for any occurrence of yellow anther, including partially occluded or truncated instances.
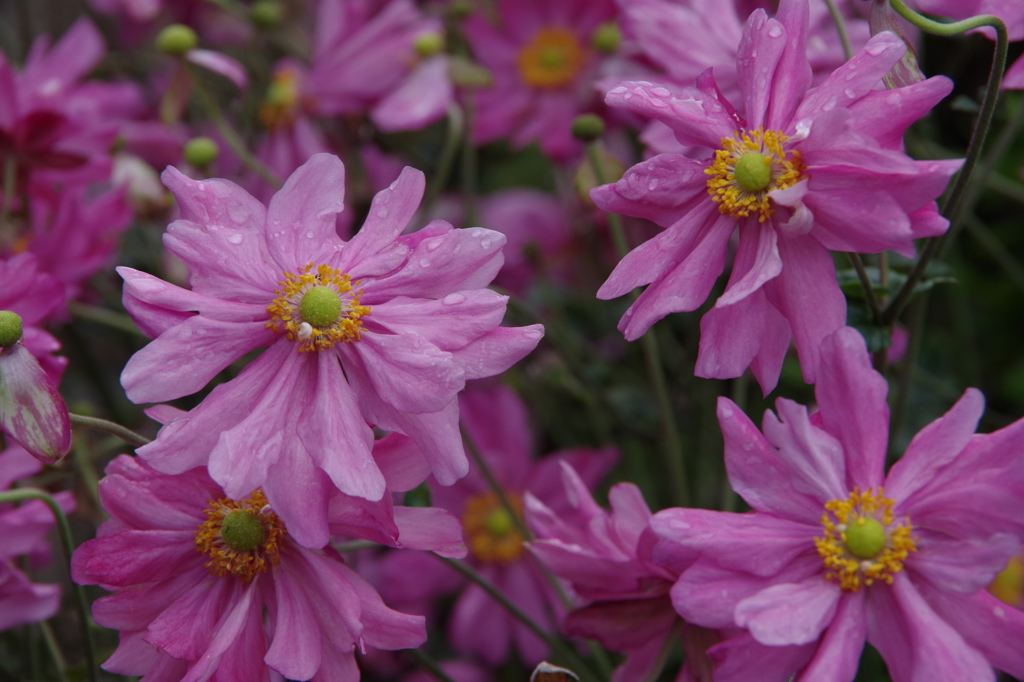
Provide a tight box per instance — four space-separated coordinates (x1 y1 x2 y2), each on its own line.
517 28 586 89
705 127 805 222
463 491 524 564
266 262 370 352
195 489 286 583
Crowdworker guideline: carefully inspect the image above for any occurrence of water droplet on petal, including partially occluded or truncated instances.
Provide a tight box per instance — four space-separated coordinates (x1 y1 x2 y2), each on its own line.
376 207 389 218
424 237 444 252
822 97 837 111
442 293 466 306
419 258 431 267
227 233 243 244
844 88 857 99
767 25 783 38
652 87 671 97
305 230 315 239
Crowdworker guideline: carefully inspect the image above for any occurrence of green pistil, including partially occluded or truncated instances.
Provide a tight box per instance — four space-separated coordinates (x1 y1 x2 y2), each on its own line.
539 46 566 69
220 510 266 552
299 286 342 327
485 508 515 537
734 152 772 193
0 311 23 348
845 516 886 559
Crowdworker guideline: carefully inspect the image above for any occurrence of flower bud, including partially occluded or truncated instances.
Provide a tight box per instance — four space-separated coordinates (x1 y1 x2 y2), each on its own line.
250 0 284 28
183 137 219 169
571 114 605 142
448 55 493 88
414 31 446 58
0 343 71 463
591 22 621 54
0 311 23 348
156 24 198 56
448 0 473 19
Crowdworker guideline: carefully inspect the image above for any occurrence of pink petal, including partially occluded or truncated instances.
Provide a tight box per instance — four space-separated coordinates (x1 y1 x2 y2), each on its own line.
708 631 814 682
369 290 508 351
717 222 782 307
263 442 333 549
338 561 427 650
792 590 866 682
926 587 1024 678
846 76 955 149
71 530 195 587
121 317 274 404
265 562 323 680
865 573 994 682
371 55 451 132
763 232 846 383
118 267 265 322
177 581 262 682
393 506 467 557
735 577 841 646
885 388 984 501
737 11 787 130
185 49 249 89
265 153 347 268
563 598 678 652
338 166 425 272
604 80 737 150
449 324 545 381
352 331 463 413
0 568 61 630
761 397 848 505
450 581 510 664
765 0 811 130
144 578 244 660
590 153 710 230
371 432 431 491
814 327 890 490
908 532 1019 594
717 397 830 521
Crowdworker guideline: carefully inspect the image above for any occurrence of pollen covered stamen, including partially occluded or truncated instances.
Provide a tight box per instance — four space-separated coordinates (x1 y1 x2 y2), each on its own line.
195 489 286 583
705 127 805 222
463 491 524 564
518 28 586 89
815 487 916 592
266 262 370 352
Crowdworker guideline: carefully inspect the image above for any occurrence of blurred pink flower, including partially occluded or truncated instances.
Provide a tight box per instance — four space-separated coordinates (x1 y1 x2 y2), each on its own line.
652 327 1024 682
463 0 618 160
73 454 464 682
0 444 75 631
593 0 961 392
427 383 617 666
118 153 543 547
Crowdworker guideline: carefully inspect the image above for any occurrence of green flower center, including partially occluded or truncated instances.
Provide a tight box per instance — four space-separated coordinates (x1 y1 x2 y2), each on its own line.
299 286 342 327
0 311 23 348
485 508 516 537
844 516 886 559
220 510 267 552
733 152 772 193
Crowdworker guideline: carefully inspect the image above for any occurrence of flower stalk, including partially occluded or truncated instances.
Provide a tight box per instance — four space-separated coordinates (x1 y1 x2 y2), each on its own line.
69 413 151 447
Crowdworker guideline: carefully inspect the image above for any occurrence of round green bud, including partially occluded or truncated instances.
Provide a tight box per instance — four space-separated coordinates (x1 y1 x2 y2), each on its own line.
183 137 219 168
0 311 23 348
299 286 342 327
734 152 772 193
414 31 446 57
250 0 284 28
448 0 473 19
485 508 515 537
156 24 198 56
592 22 621 54
220 510 266 552
845 516 886 560
571 113 605 142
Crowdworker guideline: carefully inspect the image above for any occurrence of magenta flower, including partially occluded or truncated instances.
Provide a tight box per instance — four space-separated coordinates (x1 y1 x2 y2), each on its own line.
426 383 617 665
463 0 617 160
1 444 75 631
72 454 465 682
593 0 961 391
118 153 542 547
651 327 1024 682
527 461 701 682
0 254 69 463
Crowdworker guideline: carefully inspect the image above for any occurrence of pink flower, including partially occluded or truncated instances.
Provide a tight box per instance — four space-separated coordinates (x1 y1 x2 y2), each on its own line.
463 0 618 160
593 0 961 391
427 383 617 665
0 254 69 463
527 461 706 682
651 327 1024 682
72 454 465 682
0 444 75 631
118 153 543 547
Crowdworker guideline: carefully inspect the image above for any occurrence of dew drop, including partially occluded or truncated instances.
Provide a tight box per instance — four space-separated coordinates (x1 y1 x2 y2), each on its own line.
822 97 837 111
376 207 389 218
767 25 783 38
844 88 857 99
419 258 431 267
480 239 492 249
424 237 444 252
652 87 671 97
648 179 660 190
442 293 466 306
227 233 243 244
306 230 316 239
867 42 887 56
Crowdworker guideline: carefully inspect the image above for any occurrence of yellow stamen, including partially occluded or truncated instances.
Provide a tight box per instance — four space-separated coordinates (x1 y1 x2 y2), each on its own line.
989 555 1024 607
517 27 586 89
195 489 286 583
462 491 524 564
704 127 805 222
259 68 301 130
265 262 370 352
814 487 916 592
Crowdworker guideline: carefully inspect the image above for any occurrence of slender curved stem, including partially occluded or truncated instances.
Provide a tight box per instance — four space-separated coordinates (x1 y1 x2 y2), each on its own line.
882 3 1008 325
0 488 96 682
435 555 599 682
67 301 145 338
423 103 465 216
587 141 688 506
461 427 533 541
69 413 151 447
640 619 683 682
847 252 882 325
406 648 459 682
0 155 15 233
824 0 853 61
187 64 283 190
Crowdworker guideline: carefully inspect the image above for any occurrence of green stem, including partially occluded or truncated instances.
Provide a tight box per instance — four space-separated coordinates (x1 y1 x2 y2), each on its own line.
67 301 146 337
435 555 599 682
188 65 283 189
882 2 1008 325
333 539 381 553
461 428 533 542
0 155 15 233
423 104 465 216
587 141 688 507
406 648 459 682
39 620 70 682
824 0 853 61
461 95 479 226
69 413 151 447
0 488 97 682
847 252 882 325
963 213 1024 295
